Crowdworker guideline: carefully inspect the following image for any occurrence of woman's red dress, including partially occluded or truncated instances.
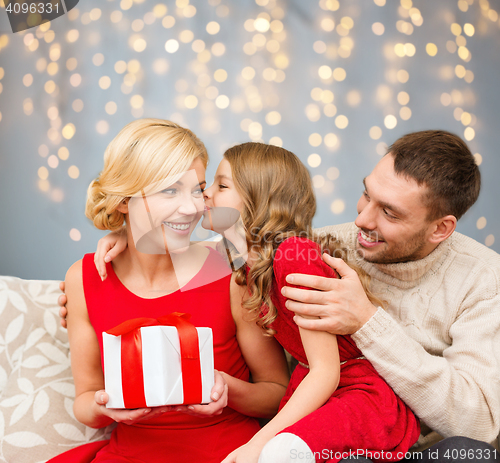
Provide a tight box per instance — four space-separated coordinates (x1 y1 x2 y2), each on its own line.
49 248 260 463
269 237 420 463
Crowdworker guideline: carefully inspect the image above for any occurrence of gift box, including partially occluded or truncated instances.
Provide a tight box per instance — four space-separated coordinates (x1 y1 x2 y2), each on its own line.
102 312 214 409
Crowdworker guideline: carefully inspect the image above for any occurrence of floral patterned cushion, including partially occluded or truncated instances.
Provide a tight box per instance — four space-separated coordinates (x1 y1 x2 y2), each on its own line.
0 276 113 463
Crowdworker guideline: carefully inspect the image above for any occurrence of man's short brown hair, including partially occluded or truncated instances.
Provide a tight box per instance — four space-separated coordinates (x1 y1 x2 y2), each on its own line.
388 130 481 221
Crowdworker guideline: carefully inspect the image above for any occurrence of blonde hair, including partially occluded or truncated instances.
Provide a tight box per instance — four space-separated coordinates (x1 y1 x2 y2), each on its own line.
86 119 208 230
225 142 384 334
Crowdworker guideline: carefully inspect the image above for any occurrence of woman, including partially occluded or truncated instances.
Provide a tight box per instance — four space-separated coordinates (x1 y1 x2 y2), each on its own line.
51 121 289 463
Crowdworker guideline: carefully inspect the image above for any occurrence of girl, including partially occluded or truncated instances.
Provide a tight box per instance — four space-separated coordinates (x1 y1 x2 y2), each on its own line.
50 121 289 463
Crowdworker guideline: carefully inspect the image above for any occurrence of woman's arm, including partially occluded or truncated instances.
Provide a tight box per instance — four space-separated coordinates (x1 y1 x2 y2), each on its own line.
65 260 155 427
222 275 290 419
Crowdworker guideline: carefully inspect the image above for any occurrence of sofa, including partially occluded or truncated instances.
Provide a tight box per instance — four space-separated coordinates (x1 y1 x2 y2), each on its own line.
0 276 113 463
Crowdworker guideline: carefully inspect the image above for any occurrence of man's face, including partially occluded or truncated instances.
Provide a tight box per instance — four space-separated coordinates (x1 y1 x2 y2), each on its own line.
355 154 437 264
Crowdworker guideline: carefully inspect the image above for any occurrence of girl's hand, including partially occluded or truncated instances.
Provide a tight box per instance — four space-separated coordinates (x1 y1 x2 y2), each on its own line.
221 442 262 463
93 390 169 425
170 370 229 418
94 229 128 281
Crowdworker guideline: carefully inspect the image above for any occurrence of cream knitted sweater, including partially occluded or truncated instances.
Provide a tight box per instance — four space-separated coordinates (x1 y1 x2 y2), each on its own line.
315 222 500 450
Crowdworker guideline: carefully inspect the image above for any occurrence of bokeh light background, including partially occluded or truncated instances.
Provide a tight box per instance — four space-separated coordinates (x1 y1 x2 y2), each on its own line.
0 0 499 279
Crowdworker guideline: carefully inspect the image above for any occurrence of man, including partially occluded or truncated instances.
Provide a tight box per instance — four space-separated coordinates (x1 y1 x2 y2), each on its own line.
267 130 500 462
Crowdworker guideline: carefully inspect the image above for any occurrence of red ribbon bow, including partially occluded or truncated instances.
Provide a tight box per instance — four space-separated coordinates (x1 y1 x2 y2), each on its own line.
106 312 202 408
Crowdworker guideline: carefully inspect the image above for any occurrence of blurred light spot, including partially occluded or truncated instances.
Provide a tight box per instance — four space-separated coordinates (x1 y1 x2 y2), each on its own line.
23 74 33 86
162 16 175 28
309 133 322 147
165 39 179 53
66 58 77 71
179 30 194 43
99 76 111 89
485 235 495 247
318 65 332 79
70 228 81 241
308 154 322 168
130 95 144 108
110 11 123 23
330 199 345 214
96 120 110 134
306 104 321 122
461 112 472 126
244 19 255 32
72 99 84 112
211 43 226 56
324 133 338 148
266 111 281 125
397 70 409 83
346 90 361 106
242 66 255 80
45 80 56 94
206 21 220 34
384 115 397 129
463 23 475 36
152 58 169 75
324 104 337 117
476 217 486 230
68 166 80 179
369 22 384 37
48 155 59 168
404 43 416 56
38 166 49 179
38 179 50 192
321 18 335 32
62 123 76 139
66 29 79 43
47 62 58 76
36 58 47 72
313 41 327 53
451 23 462 36
464 127 475 141
274 54 289 69
93 53 104 66
248 122 262 140
39 144 49 158
240 118 252 132
114 60 127 74
255 17 270 32
132 19 144 32
474 153 482 165
369 126 382 140
214 69 227 82
327 167 340 180
90 8 101 20
400 106 412 120
426 43 437 56
215 95 230 109
263 68 277 81
105 101 117 115
58 147 69 160
205 86 219 99
458 46 469 60
69 73 81 87
269 136 282 147
335 115 348 129
333 68 346 81
397 91 410 105
313 175 325 189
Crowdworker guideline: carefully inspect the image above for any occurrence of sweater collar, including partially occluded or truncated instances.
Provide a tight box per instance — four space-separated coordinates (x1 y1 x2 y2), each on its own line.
357 236 451 288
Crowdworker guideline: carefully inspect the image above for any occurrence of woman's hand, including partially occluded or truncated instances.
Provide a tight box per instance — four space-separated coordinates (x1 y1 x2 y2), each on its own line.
93 390 170 425
170 370 228 417
94 229 128 281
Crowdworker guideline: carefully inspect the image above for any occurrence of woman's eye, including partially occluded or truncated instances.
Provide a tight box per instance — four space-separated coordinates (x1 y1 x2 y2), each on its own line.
193 188 204 195
219 184 227 189
162 188 177 195
363 190 369 200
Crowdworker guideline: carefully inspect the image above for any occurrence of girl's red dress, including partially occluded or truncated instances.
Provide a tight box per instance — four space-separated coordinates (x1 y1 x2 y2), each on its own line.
269 237 420 463
49 248 260 463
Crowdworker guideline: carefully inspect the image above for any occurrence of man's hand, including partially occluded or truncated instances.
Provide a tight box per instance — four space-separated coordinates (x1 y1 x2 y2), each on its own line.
281 254 378 335
58 281 68 329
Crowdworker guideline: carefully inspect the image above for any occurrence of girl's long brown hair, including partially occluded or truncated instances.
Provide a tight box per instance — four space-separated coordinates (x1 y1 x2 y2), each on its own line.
225 142 384 334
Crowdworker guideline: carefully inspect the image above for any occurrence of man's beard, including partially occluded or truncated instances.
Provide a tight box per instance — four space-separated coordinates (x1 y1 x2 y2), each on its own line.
356 227 429 264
